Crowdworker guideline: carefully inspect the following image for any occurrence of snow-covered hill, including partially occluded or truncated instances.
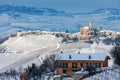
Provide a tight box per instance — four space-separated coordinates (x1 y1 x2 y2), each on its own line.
0 33 113 72
0 5 120 37
0 34 62 72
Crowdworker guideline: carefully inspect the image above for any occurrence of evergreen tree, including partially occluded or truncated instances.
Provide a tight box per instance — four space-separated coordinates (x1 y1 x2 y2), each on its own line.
72 37 79 42
110 44 120 66
66 30 69 33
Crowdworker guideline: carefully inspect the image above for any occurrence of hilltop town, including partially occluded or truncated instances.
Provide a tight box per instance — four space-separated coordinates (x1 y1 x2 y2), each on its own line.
2 22 120 44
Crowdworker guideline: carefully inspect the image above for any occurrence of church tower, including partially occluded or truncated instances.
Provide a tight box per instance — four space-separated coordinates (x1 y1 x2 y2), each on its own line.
88 22 93 29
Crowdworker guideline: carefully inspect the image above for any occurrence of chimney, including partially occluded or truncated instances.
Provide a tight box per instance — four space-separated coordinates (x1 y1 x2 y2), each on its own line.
69 55 72 59
61 51 63 54
88 55 91 59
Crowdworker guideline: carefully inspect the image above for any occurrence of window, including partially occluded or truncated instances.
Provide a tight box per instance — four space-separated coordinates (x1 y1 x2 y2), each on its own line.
95 63 101 67
81 63 83 67
62 63 68 68
95 63 98 67
63 70 67 74
86 63 88 66
89 62 92 66
72 63 77 68
72 70 78 72
98 63 101 67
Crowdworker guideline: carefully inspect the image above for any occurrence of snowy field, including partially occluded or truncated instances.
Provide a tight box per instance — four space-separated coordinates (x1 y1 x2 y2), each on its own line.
0 34 113 73
0 34 62 72
84 65 120 80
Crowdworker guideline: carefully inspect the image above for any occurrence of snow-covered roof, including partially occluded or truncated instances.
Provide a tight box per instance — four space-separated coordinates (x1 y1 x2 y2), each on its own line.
74 71 89 75
100 30 115 33
83 26 89 29
53 75 61 78
55 53 108 61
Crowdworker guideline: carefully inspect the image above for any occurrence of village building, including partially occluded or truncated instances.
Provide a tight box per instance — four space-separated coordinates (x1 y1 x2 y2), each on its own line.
80 22 94 40
55 52 110 75
98 29 120 39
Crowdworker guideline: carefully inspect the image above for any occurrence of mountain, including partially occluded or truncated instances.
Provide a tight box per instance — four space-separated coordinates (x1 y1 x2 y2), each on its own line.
0 5 71 17
88 8 120 15
0 5 119 37
72 8 120 15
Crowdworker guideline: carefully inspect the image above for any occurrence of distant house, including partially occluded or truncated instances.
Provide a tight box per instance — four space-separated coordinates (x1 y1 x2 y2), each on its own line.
55 53 110 75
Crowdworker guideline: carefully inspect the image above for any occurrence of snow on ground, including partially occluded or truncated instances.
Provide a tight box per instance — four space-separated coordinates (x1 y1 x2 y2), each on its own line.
0 75 19 80
59 41 90 53
2 34 58 52
84 65 120 80
0 34 62 72
0 33 113 73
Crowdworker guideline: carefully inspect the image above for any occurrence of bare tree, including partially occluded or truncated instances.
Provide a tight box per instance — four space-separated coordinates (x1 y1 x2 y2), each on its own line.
40 54 60 73
23 54 59 80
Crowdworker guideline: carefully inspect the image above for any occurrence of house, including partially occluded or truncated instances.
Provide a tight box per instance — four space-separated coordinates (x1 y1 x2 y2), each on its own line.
80 26 89 39
55 52 110 75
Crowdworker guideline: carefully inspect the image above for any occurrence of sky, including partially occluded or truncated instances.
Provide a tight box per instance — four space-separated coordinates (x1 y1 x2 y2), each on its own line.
0 0 120 13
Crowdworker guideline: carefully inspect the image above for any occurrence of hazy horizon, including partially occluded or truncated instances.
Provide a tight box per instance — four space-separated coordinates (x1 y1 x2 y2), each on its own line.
0 0 119 13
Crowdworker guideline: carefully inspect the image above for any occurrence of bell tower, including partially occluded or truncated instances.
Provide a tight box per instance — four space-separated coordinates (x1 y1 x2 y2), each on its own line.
88 22 93 29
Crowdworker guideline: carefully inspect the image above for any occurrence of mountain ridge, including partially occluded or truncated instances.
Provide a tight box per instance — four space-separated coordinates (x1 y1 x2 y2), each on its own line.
0 5 70 17
0 5 120 37
0 5 120 16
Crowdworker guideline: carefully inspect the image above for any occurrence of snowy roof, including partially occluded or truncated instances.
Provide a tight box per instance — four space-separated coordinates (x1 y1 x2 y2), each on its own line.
74 71 89 75
55 53 108 61
100 30 115 33
83 26 89 29
53 75 61 78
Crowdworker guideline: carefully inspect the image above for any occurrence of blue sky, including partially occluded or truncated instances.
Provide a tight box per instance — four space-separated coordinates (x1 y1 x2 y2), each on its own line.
0 0 120 12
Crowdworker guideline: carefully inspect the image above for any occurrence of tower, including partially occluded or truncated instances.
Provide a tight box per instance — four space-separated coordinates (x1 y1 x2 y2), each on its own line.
88 22 93 29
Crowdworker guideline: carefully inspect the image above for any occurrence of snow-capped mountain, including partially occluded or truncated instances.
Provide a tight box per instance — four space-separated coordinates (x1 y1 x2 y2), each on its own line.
0 5 119 38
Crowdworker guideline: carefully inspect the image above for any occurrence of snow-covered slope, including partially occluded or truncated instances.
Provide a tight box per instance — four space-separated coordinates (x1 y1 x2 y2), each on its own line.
0 33 113 72
0 34 62 72
2 35 58 52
